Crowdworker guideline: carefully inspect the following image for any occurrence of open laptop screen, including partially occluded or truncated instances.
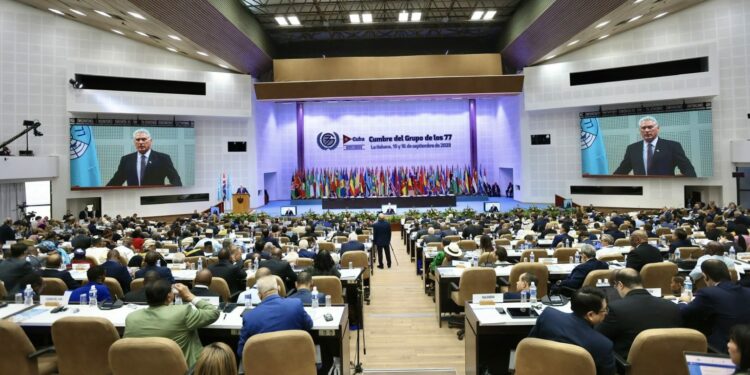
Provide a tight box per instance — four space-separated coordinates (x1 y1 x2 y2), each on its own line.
684 351 735 375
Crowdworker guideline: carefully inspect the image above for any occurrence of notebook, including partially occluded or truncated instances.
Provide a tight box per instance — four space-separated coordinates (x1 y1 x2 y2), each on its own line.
684 351 735 375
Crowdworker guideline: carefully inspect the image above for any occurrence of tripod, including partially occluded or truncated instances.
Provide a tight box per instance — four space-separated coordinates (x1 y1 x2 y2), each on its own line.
372 243 399 268
352 275 367 374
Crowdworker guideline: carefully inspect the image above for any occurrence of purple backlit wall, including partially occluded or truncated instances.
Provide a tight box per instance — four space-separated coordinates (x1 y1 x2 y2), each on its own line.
254 97 521 200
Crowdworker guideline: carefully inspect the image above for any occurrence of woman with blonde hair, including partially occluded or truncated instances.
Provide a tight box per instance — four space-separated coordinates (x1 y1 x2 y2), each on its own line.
193 342 237 375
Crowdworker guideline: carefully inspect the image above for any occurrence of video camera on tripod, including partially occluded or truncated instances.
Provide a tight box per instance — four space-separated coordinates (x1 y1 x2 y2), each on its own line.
16 202 35 221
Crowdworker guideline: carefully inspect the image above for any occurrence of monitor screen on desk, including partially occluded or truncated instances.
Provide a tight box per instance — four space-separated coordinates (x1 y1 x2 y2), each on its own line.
684 352 734 375
281 206 297 216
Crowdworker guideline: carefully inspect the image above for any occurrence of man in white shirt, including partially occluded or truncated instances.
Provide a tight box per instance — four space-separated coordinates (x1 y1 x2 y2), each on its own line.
114 237 135 261
85 237 109 265
689 241 736 281
236 267 271 306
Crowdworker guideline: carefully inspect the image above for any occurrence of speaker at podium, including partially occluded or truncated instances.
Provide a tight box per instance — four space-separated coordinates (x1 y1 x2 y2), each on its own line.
232 193 250 213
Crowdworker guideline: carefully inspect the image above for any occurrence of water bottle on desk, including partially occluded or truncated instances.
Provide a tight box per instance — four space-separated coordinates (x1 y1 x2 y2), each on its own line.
529 282 537 303
88 285 97 307
730 246 736 260
23 284 34 305
530 252 535 263
197 257 203 271
684 278 693 299
311 287 319 309
520 290 527 303
674 248 681 261
574 252 581 264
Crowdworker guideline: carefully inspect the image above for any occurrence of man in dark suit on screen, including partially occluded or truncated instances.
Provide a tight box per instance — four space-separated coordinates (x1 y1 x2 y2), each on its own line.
613 116 696 177
106 128 182 186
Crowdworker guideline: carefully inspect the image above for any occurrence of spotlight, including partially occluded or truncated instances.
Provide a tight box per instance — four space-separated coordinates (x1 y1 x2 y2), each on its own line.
68 78 83 89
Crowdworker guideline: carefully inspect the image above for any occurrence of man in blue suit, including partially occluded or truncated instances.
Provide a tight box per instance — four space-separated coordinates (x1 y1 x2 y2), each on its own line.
134 251 175 284
287 271 327 305
237 275 313 359
551 224 575 248
680 259 750 351
100 249 132 293
529 287 615 375
553 245 609 295
613 116 696 176
340 232 365 256
372 214 392 269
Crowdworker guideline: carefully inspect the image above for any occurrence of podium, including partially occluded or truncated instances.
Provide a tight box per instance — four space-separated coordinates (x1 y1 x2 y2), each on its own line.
232 193 250 213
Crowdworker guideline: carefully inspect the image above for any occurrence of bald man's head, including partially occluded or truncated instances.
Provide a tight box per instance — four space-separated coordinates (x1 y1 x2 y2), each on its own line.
271 247 283 260
194 269 213 287
255 267 272 279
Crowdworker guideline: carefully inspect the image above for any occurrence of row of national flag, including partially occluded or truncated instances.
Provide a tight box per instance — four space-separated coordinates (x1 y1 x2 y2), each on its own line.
291 165 490 199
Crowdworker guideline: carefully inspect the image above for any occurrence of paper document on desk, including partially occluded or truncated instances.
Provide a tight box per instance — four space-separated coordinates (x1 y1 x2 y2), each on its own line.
8 307 47 323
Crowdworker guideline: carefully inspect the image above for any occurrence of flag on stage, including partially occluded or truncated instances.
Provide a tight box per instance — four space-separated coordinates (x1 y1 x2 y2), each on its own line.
581 117 609 175
70 125 102 187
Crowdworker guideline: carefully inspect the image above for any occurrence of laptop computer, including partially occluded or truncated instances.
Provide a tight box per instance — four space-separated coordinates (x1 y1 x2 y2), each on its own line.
684 351 735 375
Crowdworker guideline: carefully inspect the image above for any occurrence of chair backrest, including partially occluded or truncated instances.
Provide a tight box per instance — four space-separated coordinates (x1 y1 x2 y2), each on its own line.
425 242 444 251
109 337 188 375
0 320 41 375
515 337 596 375
243 330 316 375
520 249 548 263
509 263 549 298
627 328 707 375
130 278 144 292
640 262 678 296
552 248 578 263
333 236 348 244
589 229 602 235
52 317 119 375
443 235 461 243
582 269 614 288
495 239 511 247
204 257 219 267
318 242 335 252
656 228 673 236
279 237 290 244
478 252 497 265
86 255 100 266
209 277 231 302
104 277 124 300
42 277 68 296
296 258 314 268
676 247 702 259
274 275 287 297
340 251 369 280
614 238 631 247
0 280 6 299
455 268 497 306
185 256 204 266
457 240 478 251
357 235 369 243
599 254 624 262
312 276 344 304
500 234 513 240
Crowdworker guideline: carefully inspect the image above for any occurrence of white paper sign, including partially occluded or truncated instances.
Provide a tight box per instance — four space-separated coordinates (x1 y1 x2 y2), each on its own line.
40 295 67 307
72 263 90 271
472 293 504 304
646 288 662 297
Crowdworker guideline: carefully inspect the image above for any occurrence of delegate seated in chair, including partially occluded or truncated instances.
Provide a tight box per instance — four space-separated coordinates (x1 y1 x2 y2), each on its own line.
504 272 537 300
552 244 608 296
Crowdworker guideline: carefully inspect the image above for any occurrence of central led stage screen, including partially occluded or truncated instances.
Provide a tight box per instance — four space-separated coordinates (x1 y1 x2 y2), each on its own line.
580 108 712 178
70 122 195 190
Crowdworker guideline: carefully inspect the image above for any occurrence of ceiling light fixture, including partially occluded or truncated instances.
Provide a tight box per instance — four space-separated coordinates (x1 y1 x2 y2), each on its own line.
219 64 229 69
545 55 556 60
69 9 85 16
398 11 408 22
628 15 642 23
410 11 421 22
167 47 178 52
275 16 289 26
595 20 610 28
111 29 124 35
94 10 111 18
362 13 373 23
567 40 580 46
598 34 609 40
482 10 496 20
167 35 182 41
48 8 65 16
654 12 668 19
287 15 301 25
349 13 361 24
128 11 146 20
135 31 148 37
470 10 484 21
197 51 208 56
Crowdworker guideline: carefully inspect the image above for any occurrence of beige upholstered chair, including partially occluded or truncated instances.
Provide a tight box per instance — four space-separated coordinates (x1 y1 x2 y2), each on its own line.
443 235 461 243
333 236 348 244
621 328 706 375
478 252 498 265
582 269 614 288
640 262 678 296
515 337 596 375
357 235 369 243
508 263 549 298
656 228 673 236
318 242 335 252
553 248 578 263
243 330 316 375
676 247 702 259
208 277 231 302
0 280 7 299
41 278 68 296
130 278 144 292
0 320 58 375
52 317 119 375
204 257 219 267
614 238 631 247
450 268 497 306
341 250 370 302
495 239 511 247
104 277 124 300
109 337 187 375
457 240 478 251
520 249 548 263
312 276 344 304
254 275 288 297
599 254 625 262
425 242 444 250
296 258 314 268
